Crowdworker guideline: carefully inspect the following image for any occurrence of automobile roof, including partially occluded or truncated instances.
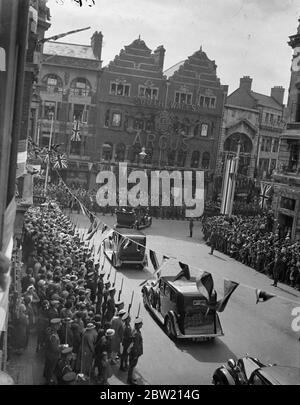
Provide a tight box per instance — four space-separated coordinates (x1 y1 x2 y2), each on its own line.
259 366 300 385
115 228 146 237
163 276 207 296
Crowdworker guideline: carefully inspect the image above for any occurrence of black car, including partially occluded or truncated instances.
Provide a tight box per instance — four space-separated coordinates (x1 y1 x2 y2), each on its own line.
212 355 300 385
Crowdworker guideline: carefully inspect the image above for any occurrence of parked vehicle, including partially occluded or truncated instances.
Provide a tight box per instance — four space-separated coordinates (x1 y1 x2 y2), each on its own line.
104 227 148 269
142 271 223 341
212 355 300 385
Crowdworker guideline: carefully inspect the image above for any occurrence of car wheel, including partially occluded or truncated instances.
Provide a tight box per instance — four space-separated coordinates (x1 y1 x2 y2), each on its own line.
213 374 227 385
165 317 175 340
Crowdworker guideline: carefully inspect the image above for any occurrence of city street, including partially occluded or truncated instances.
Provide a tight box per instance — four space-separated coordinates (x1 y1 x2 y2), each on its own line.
73 213 300 385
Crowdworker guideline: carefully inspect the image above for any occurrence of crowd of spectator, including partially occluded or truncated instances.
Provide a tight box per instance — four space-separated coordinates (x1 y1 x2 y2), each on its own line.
202 213 300 290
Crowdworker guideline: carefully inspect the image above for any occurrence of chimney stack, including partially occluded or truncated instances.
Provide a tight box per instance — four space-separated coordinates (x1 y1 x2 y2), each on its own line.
91 31 103 61
271 86 285 105
239 76 253 92
154 45 166 70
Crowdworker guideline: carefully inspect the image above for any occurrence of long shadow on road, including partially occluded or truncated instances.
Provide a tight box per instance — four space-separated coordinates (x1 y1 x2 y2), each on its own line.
175 338 236 364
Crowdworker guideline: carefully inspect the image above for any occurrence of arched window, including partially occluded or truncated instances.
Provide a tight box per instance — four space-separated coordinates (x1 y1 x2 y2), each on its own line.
167 150 176 166
42 74 63 93
145 147 153 164
191 151 200 168
177 150 187 167
202 152 210 169
193 123 199 137
102 143 113 161
70 77 92 97
116 143 126 162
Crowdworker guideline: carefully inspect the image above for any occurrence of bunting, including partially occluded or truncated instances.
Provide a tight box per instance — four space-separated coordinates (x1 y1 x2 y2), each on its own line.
255 289 276 304
196 271 214 299
53 169 300 309
174 262 191 281
149 250 159 271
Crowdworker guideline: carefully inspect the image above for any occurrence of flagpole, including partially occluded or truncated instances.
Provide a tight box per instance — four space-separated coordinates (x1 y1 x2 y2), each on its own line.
43 111 54 196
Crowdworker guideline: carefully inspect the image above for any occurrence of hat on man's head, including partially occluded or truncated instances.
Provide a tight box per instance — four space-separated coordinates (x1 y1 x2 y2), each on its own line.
134 317 143 325
61 347 73 355
122 312 130 321
86 323 95 330
99 270 105 276
115 300 124 308
105 328 115 337
108 286 115 293
62 372 77 384
118 309 126 317
50 318 61 325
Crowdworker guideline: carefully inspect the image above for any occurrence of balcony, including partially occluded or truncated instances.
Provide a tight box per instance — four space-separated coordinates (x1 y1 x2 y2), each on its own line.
273 170 300 186
281 122 300 139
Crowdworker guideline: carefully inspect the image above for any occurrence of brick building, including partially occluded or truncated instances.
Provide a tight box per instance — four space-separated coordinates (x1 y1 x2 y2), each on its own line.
218 76 285 179
96 37 228 195
272 18 300 240
35 31 103 186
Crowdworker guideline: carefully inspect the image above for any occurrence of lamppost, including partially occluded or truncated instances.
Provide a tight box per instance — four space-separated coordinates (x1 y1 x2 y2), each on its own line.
43 111 54 196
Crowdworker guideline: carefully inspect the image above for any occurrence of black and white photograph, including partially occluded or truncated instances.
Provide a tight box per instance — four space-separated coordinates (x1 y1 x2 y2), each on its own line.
0 0 300 391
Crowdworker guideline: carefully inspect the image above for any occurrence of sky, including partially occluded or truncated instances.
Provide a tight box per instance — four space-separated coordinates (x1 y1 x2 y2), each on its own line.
46 0 300 103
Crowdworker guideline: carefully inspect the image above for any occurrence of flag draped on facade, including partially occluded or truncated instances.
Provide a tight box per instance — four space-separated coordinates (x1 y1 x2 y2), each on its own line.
259 183 273 209
71 120 81 142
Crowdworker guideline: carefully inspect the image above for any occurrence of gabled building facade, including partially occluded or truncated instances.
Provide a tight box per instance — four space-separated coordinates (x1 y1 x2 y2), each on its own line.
218 76 285 179
96 38 228 196
35 32 103 187
272 18 300 240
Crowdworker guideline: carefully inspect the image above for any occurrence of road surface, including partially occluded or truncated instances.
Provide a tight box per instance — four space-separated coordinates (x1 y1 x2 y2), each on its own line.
73 213 300 385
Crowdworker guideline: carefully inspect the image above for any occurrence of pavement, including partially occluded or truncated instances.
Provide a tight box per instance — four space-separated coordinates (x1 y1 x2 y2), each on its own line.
8 213 300 385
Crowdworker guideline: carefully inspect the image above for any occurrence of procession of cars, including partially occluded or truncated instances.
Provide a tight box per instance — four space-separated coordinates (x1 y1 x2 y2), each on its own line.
100 211 300 385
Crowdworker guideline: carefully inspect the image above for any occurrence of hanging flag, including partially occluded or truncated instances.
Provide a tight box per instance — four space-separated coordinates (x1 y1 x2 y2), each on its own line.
215 280 239 312
259 183 273 209
255 289 276 304
79 201 89 217
173 262 190 281
71 120 81 142
53 153 68 169
97 242 102 256
196 271 214 298
149 250 159 271
139 255 169 286
102 224 108 234
87 215 97 234
86 221 101 240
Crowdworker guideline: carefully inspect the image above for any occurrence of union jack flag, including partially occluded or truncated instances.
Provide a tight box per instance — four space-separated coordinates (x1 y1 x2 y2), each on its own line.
53 153 68 169
71 120 81 141
259 183 273 209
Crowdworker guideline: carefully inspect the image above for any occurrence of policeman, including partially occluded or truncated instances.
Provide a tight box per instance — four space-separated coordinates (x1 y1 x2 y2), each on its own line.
56 346 74 385
104 286 116 323
120 312 132 372
101 280 111 319
127 317 143 385
96 270 105 314
43 318 62 385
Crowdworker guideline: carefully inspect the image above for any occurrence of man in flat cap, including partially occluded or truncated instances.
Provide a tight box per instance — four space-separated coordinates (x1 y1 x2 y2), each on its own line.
44 318 62 385
127 318 143 385
101 280 111 318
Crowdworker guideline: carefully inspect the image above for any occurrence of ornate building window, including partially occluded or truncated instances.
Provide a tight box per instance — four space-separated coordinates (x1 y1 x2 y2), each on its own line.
200 123 209 137
138 85 158 99
202 152 210 169
175 91 192 105
70 77 91 97
42 74 63 93
116 143 125 162
102 143 113 161
191 151 200 168
177 150 187 167
199 95 216 109
111 112 122 127
110 82 130 96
